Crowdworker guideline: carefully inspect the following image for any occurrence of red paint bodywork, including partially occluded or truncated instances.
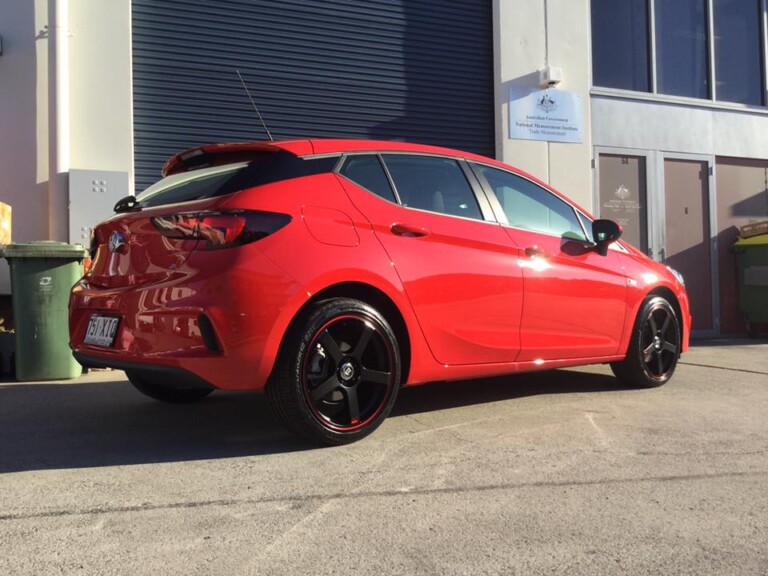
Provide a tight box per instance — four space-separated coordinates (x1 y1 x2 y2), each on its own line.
70 139 691 390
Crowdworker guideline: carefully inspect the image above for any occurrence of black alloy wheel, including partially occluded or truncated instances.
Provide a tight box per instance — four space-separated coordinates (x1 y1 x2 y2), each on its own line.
267 298 401 445
611 296 681 388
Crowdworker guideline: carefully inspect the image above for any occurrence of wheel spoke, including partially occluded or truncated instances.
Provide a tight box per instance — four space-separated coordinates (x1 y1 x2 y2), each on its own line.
659 313 671 337
311 374 341 401
344 387 360 425
648 314 659 335
642 342 655 363
663 341 678 355
362 367 391 385
656 353 664 376
317 330 343 364
352 323 374 359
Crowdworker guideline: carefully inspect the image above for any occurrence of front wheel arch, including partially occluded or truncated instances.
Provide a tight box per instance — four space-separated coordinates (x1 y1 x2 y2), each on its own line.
646 286 685 348
612 294 682 388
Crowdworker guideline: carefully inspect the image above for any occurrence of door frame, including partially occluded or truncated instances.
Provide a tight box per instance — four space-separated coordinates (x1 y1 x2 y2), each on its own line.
595 148 721 338
660 152 719 339
593 147 659 259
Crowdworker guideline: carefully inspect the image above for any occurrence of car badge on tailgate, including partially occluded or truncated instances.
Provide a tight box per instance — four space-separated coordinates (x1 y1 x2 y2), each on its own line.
109 231 127 254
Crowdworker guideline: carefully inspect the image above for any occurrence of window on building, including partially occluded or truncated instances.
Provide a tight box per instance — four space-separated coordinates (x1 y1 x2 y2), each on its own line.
591 0 651 92
714 0 764 106
592 0 767 107
655 0 710 99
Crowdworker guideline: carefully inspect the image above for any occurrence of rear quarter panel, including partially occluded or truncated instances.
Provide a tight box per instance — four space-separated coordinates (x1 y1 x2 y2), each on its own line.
220 173 441 387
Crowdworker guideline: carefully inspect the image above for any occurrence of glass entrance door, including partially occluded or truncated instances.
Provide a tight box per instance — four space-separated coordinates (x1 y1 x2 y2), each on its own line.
597 153 650 255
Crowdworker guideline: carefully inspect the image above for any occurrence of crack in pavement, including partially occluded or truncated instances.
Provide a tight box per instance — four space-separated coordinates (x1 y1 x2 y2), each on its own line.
680 361 768 376
2 469 765 523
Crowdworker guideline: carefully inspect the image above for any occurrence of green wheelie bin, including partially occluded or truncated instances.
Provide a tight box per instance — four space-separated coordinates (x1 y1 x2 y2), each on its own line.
732 234 768 338
0 241 87 380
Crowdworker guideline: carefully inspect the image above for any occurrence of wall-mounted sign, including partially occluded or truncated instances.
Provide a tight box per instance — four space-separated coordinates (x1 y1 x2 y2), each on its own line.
508 88 583 143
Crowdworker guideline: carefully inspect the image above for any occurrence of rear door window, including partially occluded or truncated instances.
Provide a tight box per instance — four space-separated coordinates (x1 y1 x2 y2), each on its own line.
382 155 483 221
338 155 397 203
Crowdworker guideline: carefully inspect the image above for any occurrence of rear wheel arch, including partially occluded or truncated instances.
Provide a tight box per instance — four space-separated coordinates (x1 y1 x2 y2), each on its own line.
274 281 412 385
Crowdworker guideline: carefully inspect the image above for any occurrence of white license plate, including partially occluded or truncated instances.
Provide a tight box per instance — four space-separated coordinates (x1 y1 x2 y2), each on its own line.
84 315 120 347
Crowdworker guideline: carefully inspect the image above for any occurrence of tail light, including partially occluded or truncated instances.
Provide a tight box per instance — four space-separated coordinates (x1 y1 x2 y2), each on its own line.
88 228 99 261
151 210 291 250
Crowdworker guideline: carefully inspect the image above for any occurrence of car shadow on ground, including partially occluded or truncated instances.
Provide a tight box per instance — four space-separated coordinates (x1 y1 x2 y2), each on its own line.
392 369 623 417
0 368 624 474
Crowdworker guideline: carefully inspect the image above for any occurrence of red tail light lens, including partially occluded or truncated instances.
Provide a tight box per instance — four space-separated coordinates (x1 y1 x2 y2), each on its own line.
151 210 291 250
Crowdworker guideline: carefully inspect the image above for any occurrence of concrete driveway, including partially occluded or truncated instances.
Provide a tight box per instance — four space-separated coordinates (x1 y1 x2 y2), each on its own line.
0 340 766 575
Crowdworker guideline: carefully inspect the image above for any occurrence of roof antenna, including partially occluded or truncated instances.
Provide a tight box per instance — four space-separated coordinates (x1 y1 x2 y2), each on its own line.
237 69 274 141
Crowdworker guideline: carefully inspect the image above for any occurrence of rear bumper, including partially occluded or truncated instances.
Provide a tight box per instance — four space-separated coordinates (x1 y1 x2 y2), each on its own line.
69 247 302 390
74 352 215 390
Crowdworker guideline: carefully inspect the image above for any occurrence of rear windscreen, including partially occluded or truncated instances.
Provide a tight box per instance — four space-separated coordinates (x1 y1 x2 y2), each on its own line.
136 151 339 208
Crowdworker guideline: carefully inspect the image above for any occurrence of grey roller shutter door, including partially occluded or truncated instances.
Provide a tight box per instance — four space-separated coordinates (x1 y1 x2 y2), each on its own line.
132 0 494 191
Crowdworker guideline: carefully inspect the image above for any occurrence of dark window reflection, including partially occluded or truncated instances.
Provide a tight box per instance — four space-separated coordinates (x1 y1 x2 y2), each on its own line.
591 0 650 92
655 0 710 99
714 0 764 106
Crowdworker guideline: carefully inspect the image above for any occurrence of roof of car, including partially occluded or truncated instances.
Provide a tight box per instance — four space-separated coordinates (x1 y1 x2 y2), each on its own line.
160 138 598 224
162 138 501 177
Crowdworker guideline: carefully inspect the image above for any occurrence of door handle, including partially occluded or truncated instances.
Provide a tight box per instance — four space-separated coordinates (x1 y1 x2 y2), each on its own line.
391 223 429 238
525 246 548 259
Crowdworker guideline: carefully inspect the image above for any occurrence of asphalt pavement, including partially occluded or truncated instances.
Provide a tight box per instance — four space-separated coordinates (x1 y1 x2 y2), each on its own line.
0 340 766 575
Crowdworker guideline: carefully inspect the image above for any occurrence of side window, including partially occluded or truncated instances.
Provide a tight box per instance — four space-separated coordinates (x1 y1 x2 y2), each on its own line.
338 155 397 203
475 164 586 239
382 155 483 220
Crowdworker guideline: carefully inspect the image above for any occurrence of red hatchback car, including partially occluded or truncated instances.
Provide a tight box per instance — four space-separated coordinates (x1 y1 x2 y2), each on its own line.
70 139 690 444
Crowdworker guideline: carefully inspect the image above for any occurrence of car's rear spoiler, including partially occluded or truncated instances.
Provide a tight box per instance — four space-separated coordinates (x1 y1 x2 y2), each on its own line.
161 142 297 177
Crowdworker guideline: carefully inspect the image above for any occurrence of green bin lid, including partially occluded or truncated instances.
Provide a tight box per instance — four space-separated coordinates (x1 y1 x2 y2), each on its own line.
0 241 88 259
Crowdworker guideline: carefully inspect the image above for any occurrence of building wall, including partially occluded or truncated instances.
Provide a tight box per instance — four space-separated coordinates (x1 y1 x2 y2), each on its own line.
494 0 593 211
0 0 50 293
592 97 768 158
69 0 133 185
0 0 132 294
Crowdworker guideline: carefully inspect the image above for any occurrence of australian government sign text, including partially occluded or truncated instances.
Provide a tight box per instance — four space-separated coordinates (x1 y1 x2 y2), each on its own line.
508 89 584 144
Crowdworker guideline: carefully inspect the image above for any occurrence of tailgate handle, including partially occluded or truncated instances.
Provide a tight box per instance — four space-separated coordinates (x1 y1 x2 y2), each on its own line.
391 223 429 238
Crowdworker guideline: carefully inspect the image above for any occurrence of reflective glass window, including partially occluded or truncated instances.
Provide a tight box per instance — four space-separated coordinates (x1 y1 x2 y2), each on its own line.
714 0 764 106
591 0 651 92
655 0 710 99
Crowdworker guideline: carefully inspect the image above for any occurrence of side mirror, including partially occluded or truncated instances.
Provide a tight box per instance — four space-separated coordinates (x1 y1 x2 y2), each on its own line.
592 219 622 256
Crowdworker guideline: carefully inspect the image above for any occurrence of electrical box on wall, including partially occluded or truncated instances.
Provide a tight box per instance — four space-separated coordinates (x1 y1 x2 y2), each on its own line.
69 170 130 246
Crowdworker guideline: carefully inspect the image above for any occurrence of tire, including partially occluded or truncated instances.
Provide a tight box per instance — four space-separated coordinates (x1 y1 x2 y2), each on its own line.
611 296 681 389
267 298 401 446
125 370 214 404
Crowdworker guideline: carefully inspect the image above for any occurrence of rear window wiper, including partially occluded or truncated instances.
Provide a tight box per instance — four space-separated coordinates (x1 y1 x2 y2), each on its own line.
114 195 141 213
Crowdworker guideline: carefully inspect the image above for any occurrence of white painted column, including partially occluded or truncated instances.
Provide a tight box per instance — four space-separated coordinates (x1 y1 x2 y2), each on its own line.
47 0 70 240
